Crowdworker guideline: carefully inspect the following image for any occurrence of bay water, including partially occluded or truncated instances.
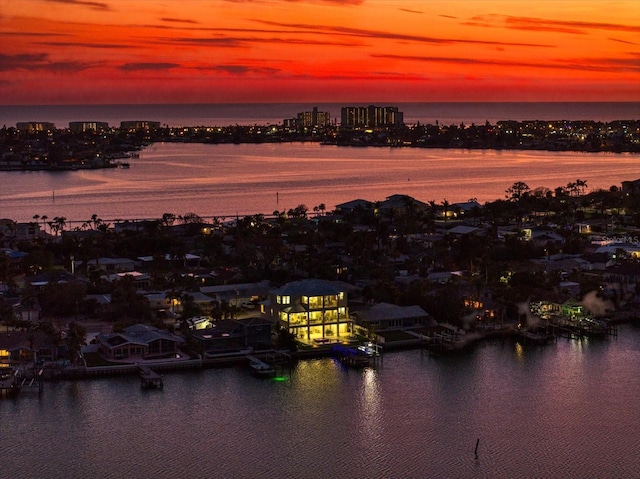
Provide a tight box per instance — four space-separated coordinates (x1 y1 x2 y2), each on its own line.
2 326 640 478
1 143 638 223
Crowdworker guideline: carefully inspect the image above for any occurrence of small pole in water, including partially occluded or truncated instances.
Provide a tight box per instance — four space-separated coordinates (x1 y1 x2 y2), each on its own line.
52 190 55 202
475 438 480 458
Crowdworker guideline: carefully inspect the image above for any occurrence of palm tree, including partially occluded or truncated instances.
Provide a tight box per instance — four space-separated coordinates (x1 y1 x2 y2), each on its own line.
441 199 450 222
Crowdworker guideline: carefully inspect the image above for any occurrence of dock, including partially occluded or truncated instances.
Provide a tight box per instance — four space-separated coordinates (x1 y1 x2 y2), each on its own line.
246 355 276 377
139 365 163 389
1 369 20 398
331 344 380 369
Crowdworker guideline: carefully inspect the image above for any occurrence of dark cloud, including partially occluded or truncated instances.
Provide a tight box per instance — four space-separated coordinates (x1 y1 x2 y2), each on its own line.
372 53 640 73
200 64 281 75
504 15 640 34
0 31 72 38
609 38 638 46
399 8 423 15
0 53 96 72
118 62 180 71
254 20 552 48
167 35 362 48
168 37 246 47
469 14 640 35
0 53 49 71
160 18 200 25
43 0 110 11
35 41 133 49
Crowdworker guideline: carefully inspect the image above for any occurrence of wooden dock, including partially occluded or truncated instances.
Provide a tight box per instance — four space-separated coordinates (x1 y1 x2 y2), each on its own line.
139 365 163 389
246 355 276 377
1 369 19 398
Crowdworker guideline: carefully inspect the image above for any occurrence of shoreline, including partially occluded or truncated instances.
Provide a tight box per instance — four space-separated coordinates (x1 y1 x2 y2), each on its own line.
21 313 638 384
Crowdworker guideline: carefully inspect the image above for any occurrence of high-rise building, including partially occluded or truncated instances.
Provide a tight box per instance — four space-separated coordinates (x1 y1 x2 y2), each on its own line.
120 121 161 130
340 105 404 128
69 121 109 132
16 122 55 132
284 107 331 129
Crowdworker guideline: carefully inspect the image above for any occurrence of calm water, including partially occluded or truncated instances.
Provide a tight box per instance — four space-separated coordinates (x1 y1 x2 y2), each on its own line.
1 143 638 223
1 102 638 128
2 326 640 478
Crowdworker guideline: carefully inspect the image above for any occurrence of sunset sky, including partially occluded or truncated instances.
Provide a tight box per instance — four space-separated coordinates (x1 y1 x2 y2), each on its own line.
1 0 638 105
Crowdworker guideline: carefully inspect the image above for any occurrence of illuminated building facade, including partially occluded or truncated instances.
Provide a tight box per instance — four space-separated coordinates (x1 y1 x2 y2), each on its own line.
268 279 352 342
16 122 55 132
284 106 331 129
120 121 161 130
69 121 109 132
340 105 404 128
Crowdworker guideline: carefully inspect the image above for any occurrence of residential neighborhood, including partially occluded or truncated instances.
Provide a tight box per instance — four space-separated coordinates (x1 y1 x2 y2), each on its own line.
2 178 640 384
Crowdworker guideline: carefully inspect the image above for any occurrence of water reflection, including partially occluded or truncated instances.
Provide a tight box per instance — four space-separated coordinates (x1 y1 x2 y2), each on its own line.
358 368 383 453
2 143 637 222
2 328 640 478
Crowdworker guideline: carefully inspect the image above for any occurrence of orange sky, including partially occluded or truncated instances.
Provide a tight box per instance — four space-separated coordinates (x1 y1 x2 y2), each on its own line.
1 0 639 104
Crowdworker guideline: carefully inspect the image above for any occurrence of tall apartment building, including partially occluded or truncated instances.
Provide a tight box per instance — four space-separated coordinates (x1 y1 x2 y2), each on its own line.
16 122 55 132
120 121 161 130
69 121 109 132
284 106 331 129
340 105 404 128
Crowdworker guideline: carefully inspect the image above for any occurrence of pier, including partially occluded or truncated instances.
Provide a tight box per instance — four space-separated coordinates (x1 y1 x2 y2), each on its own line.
1 369 20 398
139 365 163 389
331 344 380 369
246 355 276 377
550 318 618 340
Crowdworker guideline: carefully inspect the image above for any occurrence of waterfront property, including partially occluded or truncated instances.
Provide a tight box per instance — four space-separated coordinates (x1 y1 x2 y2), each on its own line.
191 317 273 355
96 324 185 361
0 331 62 363
351 302 434 334
268 279 353 343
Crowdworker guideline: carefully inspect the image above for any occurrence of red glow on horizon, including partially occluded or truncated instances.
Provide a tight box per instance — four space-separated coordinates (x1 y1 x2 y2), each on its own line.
0 0 638 105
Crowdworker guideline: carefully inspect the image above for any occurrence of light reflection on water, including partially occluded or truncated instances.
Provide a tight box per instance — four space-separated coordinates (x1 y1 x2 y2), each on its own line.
1 143 638 222
3 326 640 478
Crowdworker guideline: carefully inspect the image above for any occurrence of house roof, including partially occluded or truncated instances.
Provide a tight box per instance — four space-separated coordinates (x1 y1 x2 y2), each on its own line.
201 280 271 296
98 324 184 350
335 199 372 211
447 225 480 235
353 302 430 322
271 279 345 296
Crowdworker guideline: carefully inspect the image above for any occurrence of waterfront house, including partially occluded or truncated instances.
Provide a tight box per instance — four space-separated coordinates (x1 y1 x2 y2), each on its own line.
0 331 60 363
351 302 434 333
268 279 352 343
191 320 245 354
191 317 273 354
236 317 273 350
96 324 184 361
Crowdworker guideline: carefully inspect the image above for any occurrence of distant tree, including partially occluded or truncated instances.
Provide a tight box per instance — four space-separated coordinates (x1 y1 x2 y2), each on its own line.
161 213 176 227
505 181 530 202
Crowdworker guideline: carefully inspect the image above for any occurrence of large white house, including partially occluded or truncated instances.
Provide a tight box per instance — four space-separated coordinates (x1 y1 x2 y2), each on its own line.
268 279 353 343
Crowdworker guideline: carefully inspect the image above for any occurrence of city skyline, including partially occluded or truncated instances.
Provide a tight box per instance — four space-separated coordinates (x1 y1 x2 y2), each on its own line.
0 0 639 105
